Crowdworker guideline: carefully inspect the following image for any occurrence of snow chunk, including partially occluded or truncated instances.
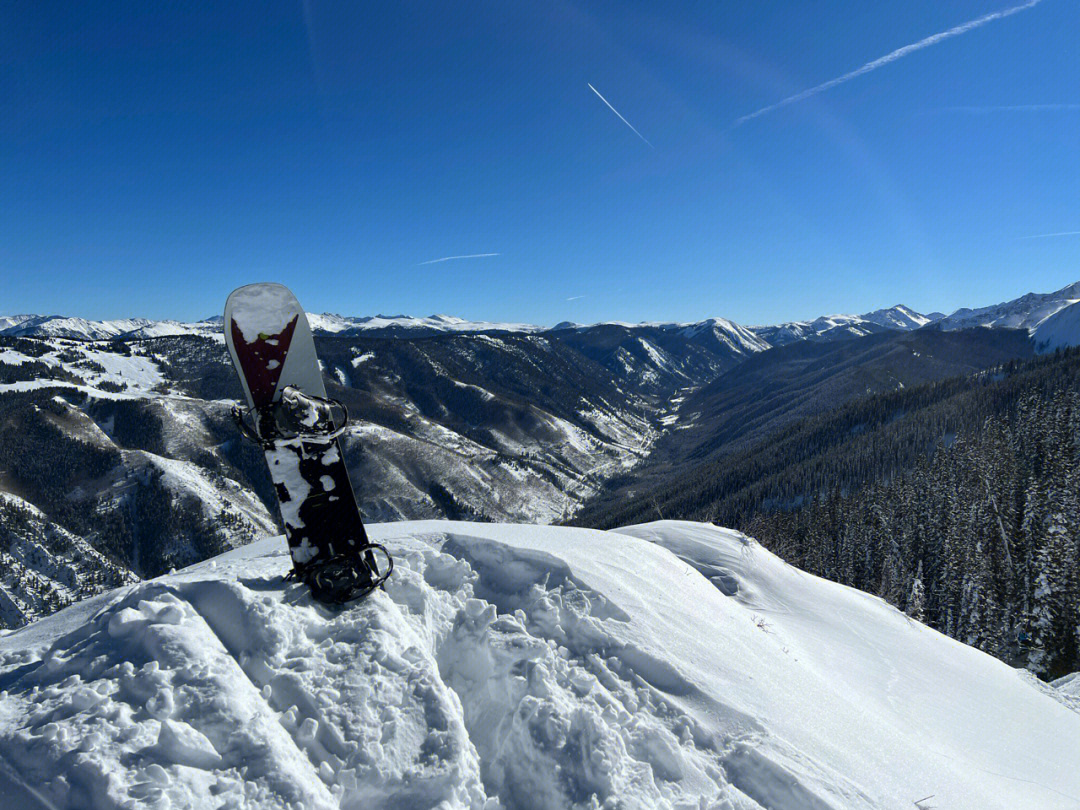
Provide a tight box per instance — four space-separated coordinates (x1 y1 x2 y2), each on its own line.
155 719 223 769
107 606 145 638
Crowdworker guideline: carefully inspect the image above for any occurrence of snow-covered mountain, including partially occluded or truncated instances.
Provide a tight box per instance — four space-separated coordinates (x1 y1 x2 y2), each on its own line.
860 303 936 330
0 491 136 627
115 320 221 340
553 317 768 350
0 313 543 341
0 315 224 341
935 280 1080 334
1 520 1077 809
9 281 1080 350
919 280 1080 353
0 316 166 341
753 282 1080 352
311 312 544 336
0 328 681 624
0 315 38 333
0 311 771 345
2 281 1078 632
0 309 905 347
751 305 934 348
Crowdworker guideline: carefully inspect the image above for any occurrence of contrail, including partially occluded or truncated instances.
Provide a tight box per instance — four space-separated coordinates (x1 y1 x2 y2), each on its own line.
1020 231 1080 239
417 253 500 266
588 83 654 149
567 295 586 301
732 0 1044 128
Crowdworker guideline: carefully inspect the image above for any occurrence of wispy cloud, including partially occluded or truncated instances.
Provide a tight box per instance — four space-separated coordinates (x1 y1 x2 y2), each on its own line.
732 0 1044 128
417 253 500 266
927 103 1080 114
1020 231 1080 240
566 295 587 301
588 83 654 149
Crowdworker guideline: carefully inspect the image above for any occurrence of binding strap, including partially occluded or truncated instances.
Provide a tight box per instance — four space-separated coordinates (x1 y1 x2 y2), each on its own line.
232 389 350 449
305 545 394 604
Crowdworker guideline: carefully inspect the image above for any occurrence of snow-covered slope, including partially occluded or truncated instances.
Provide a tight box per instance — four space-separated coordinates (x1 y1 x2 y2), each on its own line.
753 282 1080 351
12 283 1080 349
118 320 221 340
0 331 666 626
556 318 769 355
750 314 880 347
2 520 1076 809
0 317 163 341
678 317 771 354
1032 299 1080 353
1052 673 1080 715
0 315 38 333
936 280 1080 334
0 316 216 341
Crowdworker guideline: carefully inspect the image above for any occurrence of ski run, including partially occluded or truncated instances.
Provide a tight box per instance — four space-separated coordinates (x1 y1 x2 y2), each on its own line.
1 520 1078 809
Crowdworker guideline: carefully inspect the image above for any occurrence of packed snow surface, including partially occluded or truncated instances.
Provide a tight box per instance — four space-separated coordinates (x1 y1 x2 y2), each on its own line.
1 521 1078 810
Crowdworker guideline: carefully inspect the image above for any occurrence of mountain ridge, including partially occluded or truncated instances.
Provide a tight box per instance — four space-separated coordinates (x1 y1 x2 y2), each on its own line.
7 279 1078 349
0 305 933 344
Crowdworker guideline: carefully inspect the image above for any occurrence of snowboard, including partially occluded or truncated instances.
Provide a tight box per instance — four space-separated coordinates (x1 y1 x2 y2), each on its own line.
224 282 386 601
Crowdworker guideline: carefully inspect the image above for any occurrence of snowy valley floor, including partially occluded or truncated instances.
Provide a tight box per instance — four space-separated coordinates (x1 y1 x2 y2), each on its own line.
1 521 1079 810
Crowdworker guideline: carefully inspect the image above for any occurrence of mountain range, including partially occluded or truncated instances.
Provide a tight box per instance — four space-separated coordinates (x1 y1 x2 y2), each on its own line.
1 280 1078 631
4 281 1080 348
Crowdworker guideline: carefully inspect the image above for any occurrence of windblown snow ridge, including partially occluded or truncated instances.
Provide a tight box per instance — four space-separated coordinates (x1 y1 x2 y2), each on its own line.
0 521 1077 809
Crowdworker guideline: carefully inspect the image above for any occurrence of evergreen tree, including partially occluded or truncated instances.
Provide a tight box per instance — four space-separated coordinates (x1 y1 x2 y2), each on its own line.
906 561 926 623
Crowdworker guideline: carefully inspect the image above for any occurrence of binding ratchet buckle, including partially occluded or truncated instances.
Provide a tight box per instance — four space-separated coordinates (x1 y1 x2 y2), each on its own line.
233 385 349 448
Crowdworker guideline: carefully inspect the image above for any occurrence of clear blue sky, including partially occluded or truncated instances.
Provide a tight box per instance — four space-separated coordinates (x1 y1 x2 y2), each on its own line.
2 0 1078 325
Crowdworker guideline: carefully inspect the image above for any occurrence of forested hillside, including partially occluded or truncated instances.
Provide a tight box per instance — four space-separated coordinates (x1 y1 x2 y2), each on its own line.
580 348 1080 677
578 327 1034 521
745 376 1080 678
0 324 750 628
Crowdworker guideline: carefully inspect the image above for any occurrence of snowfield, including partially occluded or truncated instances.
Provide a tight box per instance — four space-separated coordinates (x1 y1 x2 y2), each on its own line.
0 341 165 397
1 521 1078 810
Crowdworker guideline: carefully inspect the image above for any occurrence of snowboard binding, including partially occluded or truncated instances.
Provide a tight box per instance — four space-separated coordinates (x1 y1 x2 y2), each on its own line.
233 385 349 448
304 546 394 604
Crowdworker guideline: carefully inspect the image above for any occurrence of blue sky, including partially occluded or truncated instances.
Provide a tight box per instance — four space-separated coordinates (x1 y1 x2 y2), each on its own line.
2 0 1078 325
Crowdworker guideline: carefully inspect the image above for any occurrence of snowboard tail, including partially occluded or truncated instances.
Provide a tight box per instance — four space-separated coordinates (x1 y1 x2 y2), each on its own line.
224 283 390 602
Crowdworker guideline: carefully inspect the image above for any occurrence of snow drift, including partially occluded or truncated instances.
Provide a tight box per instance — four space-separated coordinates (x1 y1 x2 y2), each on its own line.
1 521 1078 809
